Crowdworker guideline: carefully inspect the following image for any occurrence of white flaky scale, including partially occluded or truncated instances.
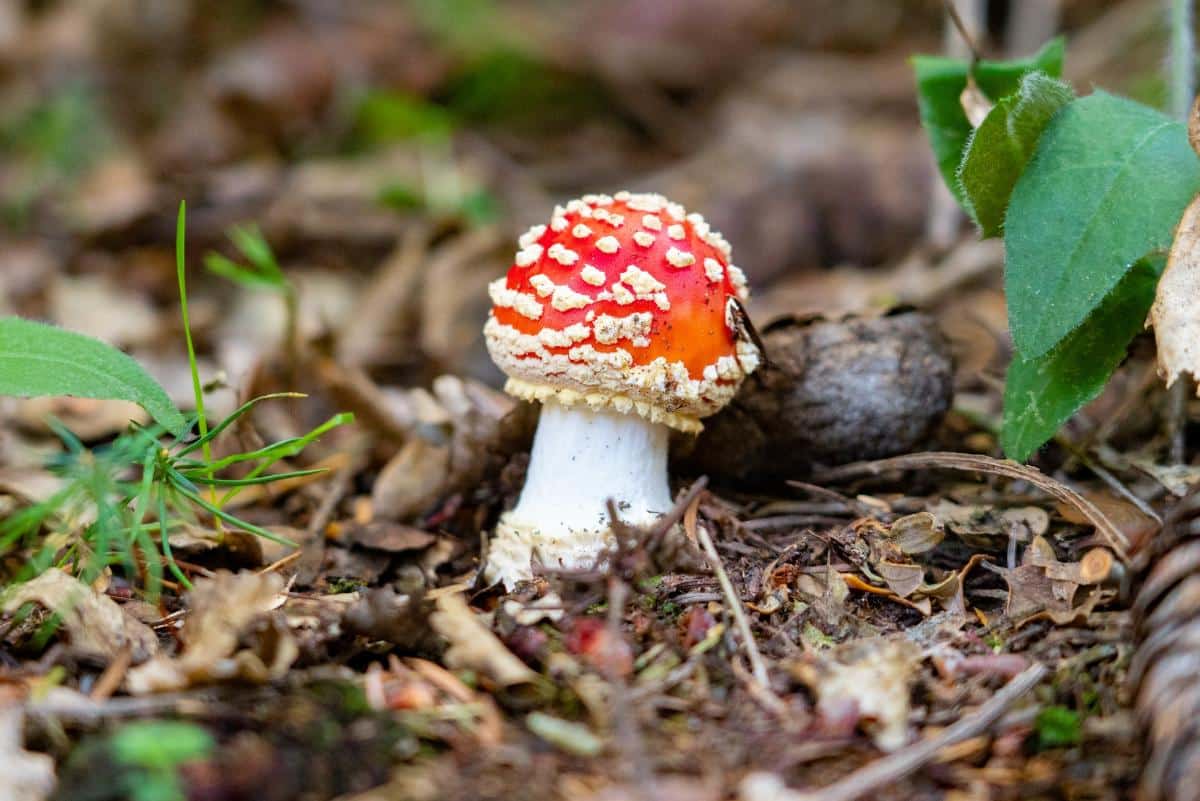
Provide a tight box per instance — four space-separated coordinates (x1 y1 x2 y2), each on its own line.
665 247 695 268
519 225 546 249
580 265 606 286
488 278 544 320
515 244 543 267
482 191 761 589
593 312 652 344
551 284 592 312
704 257 724 282
593 209 624 227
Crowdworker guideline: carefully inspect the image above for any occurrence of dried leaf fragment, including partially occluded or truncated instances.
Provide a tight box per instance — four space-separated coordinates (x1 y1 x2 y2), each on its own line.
0 701 55 801
429 592 537 688
2 569 158 663
125 571 296 694
789 637 921 751
1151 193 1200 395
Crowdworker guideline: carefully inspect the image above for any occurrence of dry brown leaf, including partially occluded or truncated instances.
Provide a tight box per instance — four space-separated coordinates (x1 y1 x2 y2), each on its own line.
1151 193 1200 394
349 522 438 553
0 701 55 801
371 375 523 522
2 569 158 663
929 500 1048 548
371 437 451 520
886 512 944 555
125 570 295 694
874 561 925 598
789 637 921 751
985 562 1077 620
429 592 537 688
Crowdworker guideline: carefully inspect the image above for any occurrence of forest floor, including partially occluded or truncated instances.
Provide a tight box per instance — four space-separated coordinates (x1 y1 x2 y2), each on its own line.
0 2 1185 800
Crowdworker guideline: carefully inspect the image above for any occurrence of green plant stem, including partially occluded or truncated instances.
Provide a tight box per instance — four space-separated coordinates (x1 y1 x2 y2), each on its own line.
1169 0 1195 121
175 201 222 520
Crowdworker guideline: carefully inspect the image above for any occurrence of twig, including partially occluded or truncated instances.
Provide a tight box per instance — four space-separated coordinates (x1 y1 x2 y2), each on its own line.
814 452 1130 559
739 663 1047 801
89 645 132 701
944 0 983 63
1055 435 1162 524
690 511 771 688
257 548 303 575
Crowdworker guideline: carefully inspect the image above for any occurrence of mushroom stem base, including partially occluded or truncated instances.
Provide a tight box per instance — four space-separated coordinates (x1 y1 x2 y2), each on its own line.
483 401 674 588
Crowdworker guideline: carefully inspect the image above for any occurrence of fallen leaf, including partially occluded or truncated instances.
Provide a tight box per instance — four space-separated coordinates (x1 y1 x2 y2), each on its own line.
2 569 158 663
790 637 921 751
125 571 296 694
1151 192 1200 394
0 700 56 801
429 592 537 688
501 592 565 626
886 512 944 555
875 560 926 598
930 500 1048 547
984 561 1077 620
349 522 437 553
342 586 436 650
371 436 451 521
1127 455 1200 497
13 397 150 441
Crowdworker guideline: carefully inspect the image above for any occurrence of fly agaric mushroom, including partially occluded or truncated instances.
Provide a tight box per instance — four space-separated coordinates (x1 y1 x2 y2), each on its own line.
483 191 759 587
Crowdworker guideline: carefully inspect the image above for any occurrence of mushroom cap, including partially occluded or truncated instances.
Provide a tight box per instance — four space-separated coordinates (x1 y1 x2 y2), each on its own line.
484 191 760 432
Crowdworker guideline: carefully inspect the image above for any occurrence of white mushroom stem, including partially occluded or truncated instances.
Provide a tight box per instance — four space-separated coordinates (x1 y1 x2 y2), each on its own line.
484 401 674 588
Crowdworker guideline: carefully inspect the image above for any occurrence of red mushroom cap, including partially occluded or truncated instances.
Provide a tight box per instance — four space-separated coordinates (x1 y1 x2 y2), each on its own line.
484 191 759 432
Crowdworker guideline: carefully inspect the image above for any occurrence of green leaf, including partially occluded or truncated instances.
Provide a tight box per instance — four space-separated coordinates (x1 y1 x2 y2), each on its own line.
0 317 187 436
1006 91 1200 358
204 223 286 290
912 38 1064 202
1001 259 1160 462
958 72 1074 237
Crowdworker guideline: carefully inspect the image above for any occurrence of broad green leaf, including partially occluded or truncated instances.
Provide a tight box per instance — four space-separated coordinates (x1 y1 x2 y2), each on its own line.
958 72 1074 237
1001 259 1159 462
912 38 1065 202
1006 91 1200 358
0 317 187 436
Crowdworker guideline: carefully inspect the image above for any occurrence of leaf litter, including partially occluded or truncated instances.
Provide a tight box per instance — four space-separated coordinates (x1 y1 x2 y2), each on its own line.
0 4 1185 800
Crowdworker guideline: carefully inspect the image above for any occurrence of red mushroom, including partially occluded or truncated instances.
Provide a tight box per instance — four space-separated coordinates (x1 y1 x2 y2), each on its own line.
483 191 759 587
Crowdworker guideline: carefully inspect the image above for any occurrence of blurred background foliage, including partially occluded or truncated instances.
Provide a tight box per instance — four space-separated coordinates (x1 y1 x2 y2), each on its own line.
0 0 1183 426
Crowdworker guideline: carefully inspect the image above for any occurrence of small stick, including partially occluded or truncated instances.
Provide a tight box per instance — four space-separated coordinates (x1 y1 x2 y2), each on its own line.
89 645 133 701
739 663 1047 801
257 548 303 575
944 0 983 64
691 512 771 688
